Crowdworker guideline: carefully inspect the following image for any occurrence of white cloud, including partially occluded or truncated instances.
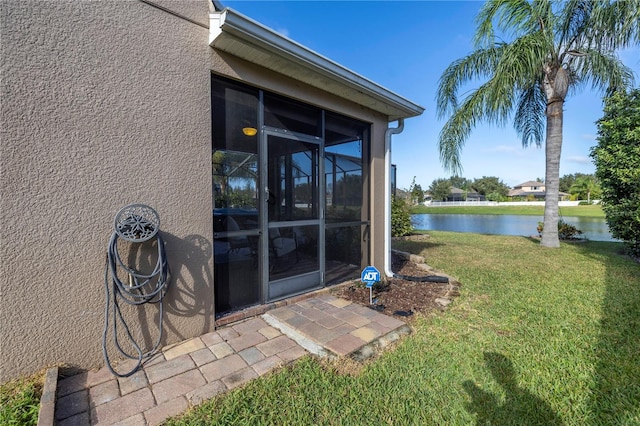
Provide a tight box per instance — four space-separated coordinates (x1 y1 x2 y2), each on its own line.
275 27 290 38
581 133 597 140
566 156 592 164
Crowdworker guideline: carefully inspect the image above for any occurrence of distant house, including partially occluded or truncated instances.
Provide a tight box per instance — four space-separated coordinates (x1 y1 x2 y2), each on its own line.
508 181 546 198
508 181 569 200
447 187 484 202
465 190 485 202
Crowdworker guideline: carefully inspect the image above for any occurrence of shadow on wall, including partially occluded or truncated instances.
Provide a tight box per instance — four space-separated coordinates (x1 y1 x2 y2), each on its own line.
463 352 562 425
112 232 214 355
160 233 215 340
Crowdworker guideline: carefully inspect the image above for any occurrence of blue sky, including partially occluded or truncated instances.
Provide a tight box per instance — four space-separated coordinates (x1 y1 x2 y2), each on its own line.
223 0 640 190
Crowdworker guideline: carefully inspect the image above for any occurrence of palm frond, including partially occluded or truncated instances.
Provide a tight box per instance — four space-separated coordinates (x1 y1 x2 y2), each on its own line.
530 0 555 36
439 80 517 174
436 46 504 119
475 0 542 48
474 0 503 47
586 0 640 49
557 0 593 49
514 83 546 148
438 111 475 175
572 49 636 96
494 33 551 86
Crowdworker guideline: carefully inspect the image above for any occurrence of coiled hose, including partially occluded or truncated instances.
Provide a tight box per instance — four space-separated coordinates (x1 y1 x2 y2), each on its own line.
102 231 169 377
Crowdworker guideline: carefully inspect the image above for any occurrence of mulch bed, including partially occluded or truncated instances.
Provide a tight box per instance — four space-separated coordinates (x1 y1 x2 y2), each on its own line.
331 250 461 321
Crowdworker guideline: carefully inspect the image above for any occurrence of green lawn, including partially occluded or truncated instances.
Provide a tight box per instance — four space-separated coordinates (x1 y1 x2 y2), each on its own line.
411 204 605 218
0 376 42 425
168 231 639 425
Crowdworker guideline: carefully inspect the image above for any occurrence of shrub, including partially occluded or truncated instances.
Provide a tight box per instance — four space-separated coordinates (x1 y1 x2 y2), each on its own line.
591 89 640 257
486 192 505 202
391 197 413 237
537 220 584 240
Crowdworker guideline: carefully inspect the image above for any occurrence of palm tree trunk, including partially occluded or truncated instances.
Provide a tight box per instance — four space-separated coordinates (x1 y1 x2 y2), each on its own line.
541 99 563 248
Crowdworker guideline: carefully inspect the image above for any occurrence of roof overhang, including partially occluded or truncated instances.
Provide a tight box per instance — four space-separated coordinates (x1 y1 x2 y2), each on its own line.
209 9 424 121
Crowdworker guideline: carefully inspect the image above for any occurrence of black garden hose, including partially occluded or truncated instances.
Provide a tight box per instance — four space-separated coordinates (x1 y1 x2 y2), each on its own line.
392 273 449 283
102 231 169 377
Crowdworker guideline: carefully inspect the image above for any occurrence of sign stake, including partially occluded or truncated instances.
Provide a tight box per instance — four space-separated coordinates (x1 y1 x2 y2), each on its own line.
361 266 381 306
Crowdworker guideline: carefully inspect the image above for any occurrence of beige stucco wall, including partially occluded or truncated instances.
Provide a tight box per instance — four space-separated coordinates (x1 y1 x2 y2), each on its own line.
1 0 392 382
1 0 216 382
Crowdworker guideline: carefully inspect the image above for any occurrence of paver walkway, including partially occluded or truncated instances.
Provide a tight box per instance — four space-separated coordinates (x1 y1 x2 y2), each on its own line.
264 295 410 360
52 295 410 425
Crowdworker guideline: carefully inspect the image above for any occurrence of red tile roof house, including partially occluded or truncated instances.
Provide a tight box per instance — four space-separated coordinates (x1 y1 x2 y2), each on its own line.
1 0 423 382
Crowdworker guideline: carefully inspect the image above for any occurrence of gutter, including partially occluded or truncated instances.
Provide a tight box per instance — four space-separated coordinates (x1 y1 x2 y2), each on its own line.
209 8 424 121
384 119 404 278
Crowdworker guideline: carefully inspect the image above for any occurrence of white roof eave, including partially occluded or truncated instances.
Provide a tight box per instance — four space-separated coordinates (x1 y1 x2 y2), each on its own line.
209 9 424 121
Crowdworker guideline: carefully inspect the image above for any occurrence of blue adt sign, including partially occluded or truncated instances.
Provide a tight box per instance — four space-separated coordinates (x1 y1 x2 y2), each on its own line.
361 266 381 288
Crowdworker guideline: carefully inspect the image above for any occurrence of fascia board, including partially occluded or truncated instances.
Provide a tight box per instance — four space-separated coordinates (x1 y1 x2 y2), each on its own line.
210 9 424 121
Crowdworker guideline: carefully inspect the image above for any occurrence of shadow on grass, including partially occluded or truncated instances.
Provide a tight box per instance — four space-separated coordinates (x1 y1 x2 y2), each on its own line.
522 235 543 244
463 352 562 425
575 241 640 424
391 239 444 255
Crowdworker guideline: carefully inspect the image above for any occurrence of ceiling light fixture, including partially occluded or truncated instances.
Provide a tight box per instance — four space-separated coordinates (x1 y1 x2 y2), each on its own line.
242 127 257 136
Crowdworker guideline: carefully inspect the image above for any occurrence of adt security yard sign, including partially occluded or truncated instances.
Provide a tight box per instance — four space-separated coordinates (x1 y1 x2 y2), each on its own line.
361 266 381 305
361 266 381 287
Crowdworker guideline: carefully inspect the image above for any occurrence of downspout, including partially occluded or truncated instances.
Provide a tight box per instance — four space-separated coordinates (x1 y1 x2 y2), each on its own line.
384 119 404 278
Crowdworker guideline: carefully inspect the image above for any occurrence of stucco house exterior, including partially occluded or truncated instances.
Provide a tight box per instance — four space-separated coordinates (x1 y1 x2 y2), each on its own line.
508 181 569 200
1 0 423 381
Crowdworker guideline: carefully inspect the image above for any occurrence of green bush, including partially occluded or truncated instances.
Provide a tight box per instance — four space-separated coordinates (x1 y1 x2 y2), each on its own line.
537 220 584 240
391 197 413 237
591 89 640 257
485 192 503 202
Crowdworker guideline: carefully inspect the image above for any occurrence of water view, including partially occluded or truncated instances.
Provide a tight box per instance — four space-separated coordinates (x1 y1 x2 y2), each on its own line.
412 214 618 242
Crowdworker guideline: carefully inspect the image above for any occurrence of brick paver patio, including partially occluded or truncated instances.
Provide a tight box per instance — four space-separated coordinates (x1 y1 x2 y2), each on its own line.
52 295 410 425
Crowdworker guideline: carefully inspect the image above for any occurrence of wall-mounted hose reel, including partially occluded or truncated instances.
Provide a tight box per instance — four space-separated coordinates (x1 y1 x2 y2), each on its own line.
102 204 170 377
113 204 161 243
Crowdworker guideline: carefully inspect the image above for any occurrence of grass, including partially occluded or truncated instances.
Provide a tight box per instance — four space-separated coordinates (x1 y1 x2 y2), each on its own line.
411 204 605 218
0 375 43 425
167 231 639 425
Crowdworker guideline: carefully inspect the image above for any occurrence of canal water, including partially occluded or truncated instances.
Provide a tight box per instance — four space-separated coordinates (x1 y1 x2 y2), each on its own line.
411 214 617 242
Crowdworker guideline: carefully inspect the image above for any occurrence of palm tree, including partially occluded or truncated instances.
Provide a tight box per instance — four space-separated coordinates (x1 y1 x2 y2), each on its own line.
212 150 259 208
569 175 601 203
437 0 638 247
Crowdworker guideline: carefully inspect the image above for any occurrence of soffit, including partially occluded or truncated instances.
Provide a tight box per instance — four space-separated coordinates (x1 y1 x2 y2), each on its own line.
209 9 424 121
